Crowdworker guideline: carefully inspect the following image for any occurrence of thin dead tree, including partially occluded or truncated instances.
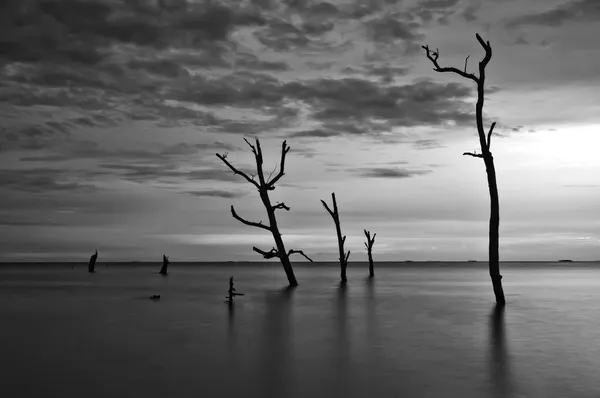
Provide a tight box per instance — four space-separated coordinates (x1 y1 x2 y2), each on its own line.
216 138 313 287
364 229 376 278
321 193 350 284
422 33 506 306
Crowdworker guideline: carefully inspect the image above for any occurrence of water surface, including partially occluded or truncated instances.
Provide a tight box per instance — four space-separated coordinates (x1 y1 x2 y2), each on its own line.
1 262 600 397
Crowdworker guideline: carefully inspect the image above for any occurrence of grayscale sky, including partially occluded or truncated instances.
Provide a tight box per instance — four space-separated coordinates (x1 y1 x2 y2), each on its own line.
1 0 599 262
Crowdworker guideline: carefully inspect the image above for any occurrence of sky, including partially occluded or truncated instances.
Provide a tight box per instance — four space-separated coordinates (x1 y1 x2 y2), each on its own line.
1 0 599 262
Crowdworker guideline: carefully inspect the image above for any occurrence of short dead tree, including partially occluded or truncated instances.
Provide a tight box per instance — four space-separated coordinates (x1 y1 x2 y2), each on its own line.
321 192 350 284
216 138 313 287
364 229 376 278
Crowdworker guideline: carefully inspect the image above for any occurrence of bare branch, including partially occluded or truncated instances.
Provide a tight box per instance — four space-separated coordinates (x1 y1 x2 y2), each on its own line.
243 137 257 156
272 202 290 211
266 141 291 187
288 249 313 262
464 55 470 73
487 122 497 150
364 242 369 250
231 206 271 231
475 33 492 68
216 153 260 189
344 251 350 262
267 162 278 183
422 45 478 83
463 152 484 158
253 246 279 259
320 199 334 217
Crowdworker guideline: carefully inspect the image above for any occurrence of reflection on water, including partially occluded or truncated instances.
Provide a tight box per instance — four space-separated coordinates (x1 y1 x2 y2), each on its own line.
333 284 349 396
3 264 600 398
489 305 514 398
258 287 295 397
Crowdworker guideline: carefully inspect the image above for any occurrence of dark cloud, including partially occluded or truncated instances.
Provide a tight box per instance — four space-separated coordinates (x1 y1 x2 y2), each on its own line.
0 0 267 66
505 0 600 28
98 163 247 184
413 139 446 150
281 78 474 135
161 141 240 155
353 167 433 178
0 168 97 193
342 63 411 83
18 140 238 163
0 124 70 152
366 15 424 43
183 189 247 199
289 129 341 138
462 2 481 22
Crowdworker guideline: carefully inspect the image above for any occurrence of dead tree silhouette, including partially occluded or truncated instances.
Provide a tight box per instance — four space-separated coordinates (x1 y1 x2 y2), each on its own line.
422 34 506 306
88 249 97 273
364 229 376 278
217 138 313 287
321 193 350 284
159 254 169 275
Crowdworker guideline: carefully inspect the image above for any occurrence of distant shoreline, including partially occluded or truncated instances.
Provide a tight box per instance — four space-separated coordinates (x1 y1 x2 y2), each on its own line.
1 260 599 266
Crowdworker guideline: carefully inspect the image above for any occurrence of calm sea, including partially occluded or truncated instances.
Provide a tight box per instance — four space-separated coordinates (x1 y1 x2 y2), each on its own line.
1 262 600 398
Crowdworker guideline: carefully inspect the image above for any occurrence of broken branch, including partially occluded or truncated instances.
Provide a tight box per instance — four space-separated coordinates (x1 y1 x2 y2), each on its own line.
288 249 314 262
487 122 496 150
463 152 484 158
253 246 279 259
231 206 271 231
272 202 290 211
266 141 291 187
320 199 334 217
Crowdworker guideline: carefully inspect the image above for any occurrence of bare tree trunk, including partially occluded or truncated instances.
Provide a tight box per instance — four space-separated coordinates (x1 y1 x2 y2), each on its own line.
322 193 350 284
364 229 376 278
423 33 506 306
217 139 313 287
485 157 505 306
260 190 298 286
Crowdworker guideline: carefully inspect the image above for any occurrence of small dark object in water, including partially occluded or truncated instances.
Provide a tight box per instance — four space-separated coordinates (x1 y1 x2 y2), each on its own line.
88 249 98 273
159 254 170 275
225 276 244 304
149 295 161 300
558 259 573 263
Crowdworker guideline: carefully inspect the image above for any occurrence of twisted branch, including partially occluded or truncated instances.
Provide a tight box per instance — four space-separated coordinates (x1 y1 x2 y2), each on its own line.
272 202 290 211
253 246 279 259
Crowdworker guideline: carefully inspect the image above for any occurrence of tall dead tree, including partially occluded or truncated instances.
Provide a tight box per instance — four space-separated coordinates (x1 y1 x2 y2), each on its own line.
422 33 506 306
364 229 376 278
321 193 350 284
216 138 313 287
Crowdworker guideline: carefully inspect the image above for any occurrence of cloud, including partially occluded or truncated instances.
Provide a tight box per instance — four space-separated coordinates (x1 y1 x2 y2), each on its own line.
98 163 247 184
0 168 97 193
505 0 600 28
183 189 247 199
281 78 475 138
412 139 446 150
353 167 433 178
